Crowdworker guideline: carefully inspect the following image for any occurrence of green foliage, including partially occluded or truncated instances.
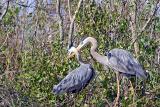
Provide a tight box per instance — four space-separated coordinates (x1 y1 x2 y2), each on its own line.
3 7 19 25
14 40 79 104
75 1 160 106
0 1 160 106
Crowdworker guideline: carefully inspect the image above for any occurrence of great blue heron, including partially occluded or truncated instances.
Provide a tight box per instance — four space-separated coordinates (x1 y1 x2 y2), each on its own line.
52 46 95 94
68 37 147 106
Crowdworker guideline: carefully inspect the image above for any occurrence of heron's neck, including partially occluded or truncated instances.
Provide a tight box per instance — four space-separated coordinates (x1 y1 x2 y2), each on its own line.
75 51 84 65
88 38 108 65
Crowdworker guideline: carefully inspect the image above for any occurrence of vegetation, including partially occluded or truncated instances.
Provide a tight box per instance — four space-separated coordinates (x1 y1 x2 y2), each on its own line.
0 0 160 106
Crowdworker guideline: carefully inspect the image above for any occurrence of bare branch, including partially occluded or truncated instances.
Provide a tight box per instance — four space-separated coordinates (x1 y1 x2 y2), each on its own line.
56 0 64 46
131 0 160 46
68 0 72 21
0 0 9 21
0 33 9 50
129 0 139 56
68 0 84 48
139 0 159 36
0 70 21 79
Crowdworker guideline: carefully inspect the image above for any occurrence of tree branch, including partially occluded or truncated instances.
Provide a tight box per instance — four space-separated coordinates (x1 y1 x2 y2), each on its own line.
0 33 9 50
0 70 21 79
56 0 64 46
131 0 160 46
68 0 84 48
130 0 139 56
68 0 72 21
0 0 9 21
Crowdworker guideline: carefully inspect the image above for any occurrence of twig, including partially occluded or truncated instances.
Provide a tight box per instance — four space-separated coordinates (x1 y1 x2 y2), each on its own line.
0 0 9 21
0 70 21 79
131 0 160 46
0 33 9 50
103 98 111 107
68 0 72 21
33 0 39 43
16 2 30 7
129 0 139 56
68 0 84 48
56 0 64 46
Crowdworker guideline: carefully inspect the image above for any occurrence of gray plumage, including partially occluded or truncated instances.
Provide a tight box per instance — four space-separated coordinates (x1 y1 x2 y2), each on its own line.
105 48 147 79
77 37 147 79
52 47 95 94
76 37 147 106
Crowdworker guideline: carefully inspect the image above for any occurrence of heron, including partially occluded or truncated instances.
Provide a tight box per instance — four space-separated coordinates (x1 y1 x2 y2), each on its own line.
52 46 95 94
68 37 147 106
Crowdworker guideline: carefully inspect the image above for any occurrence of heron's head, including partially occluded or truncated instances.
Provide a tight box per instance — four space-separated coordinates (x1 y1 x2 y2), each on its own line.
67 46 78 59
67 37 96 58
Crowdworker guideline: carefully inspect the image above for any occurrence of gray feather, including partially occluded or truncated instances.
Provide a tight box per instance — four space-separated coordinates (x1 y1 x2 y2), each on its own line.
53 64 95 94
106 48 147 79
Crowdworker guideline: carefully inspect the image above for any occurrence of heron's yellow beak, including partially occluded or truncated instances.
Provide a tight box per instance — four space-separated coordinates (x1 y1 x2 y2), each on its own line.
67 52 75 59
67 46 81 59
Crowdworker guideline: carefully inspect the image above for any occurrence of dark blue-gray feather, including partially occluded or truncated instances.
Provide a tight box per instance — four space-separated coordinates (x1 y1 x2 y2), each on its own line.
105 48 147 79
53 64 95 94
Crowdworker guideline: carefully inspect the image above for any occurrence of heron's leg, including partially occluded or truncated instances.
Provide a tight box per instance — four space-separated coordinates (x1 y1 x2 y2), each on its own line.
142 80 146 96
73 93 78 107
68 94 74 106
122 77 129 100
129 80 136 105
66 93 72 106
135 75 138 90
114 72 120 107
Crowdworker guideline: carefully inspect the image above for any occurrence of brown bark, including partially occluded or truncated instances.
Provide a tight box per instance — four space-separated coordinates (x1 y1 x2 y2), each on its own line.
130 0 139 57
0 0 9 21
57 0 64 46
131 0 160 46
68 0 84 49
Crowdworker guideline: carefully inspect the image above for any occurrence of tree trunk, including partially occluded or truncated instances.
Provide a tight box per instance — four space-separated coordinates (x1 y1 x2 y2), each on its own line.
57 0 64 46
130 0 139 57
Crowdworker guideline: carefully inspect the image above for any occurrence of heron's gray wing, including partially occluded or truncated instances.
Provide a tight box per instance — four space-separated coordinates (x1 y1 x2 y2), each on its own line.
79 64 96 88
53 64 95 94
67 64 95 93
106 49 147 79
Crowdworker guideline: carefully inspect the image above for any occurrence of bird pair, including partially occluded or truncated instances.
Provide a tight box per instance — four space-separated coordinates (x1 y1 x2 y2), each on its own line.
53 37 148 106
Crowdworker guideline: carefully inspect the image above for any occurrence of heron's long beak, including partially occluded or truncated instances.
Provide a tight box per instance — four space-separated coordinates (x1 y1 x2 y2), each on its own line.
67 53 75 59
67 45 81 59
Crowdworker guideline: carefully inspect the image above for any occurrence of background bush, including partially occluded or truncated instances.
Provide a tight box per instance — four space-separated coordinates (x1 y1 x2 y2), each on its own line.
0 0 160 106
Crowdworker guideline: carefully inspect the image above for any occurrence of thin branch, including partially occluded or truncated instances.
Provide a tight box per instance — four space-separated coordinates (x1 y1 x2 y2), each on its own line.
16 2 30 7
33 0 39 40
130 0 139 56
0 33 9 50
68 0 84 48
57 0 64 46
139 1 159 36
68 0 72 21
131 0 160 46
0 0 9 21
0 70 21 79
